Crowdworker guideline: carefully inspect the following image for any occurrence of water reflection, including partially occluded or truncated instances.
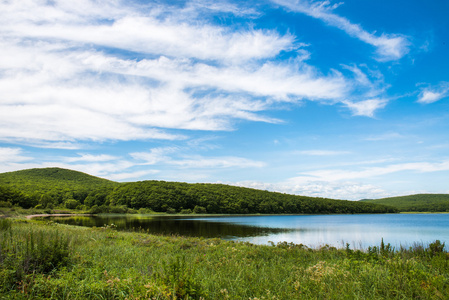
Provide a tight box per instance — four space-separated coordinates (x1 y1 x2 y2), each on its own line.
43 214 449 249
45 215 293 239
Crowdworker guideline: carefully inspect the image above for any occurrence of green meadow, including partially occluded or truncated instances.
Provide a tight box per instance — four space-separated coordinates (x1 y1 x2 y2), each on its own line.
1 217 448 299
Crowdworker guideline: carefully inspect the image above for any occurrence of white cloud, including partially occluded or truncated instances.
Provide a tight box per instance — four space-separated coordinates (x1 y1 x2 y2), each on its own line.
0 147 32 163
65 154 119 163
107 170 160 181
1 1 293 63
272 0 410 61
171 156 266 169
233 179 390 200
417 82 449 104
132 147 266 169
0 0 356 145
183 0 260 17
342 99 387 117
233 159 449 200
293 160 449 182
131 147 178 165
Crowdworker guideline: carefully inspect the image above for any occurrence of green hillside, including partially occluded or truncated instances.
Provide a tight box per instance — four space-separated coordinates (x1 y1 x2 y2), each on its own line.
0 167 398 214
361 194 449 212
107 180 397 214
0 168 118 208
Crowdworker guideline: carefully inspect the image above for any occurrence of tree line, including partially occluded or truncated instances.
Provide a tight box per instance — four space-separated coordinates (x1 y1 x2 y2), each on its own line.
0 167 398 214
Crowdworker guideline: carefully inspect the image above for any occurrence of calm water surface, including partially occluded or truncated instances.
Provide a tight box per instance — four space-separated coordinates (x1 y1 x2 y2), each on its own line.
46 214 449 249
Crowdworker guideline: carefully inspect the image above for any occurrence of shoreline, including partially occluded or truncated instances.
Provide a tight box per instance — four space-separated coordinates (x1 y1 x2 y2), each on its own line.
15 211 449 220
25 213 94 219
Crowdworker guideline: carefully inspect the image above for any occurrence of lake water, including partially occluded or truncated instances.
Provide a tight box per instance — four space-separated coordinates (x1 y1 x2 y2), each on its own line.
45 214 449 249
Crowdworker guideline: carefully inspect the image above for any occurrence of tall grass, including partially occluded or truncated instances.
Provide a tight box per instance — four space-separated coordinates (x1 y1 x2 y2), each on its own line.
0 219 72 296
1 219 448 299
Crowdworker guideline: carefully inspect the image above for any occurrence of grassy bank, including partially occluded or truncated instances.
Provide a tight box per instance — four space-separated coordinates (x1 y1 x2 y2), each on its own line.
1 218 448 299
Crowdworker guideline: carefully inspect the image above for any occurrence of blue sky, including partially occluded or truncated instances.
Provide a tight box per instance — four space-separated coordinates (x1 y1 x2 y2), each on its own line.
1 0 448 200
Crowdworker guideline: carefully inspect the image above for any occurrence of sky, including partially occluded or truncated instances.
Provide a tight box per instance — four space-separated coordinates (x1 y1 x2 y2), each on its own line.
0 0 448 200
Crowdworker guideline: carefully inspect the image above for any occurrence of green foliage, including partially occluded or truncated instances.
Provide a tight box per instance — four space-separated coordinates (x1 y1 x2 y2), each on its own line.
160 255 204 299
0 217 12 230
1 167 398 215
428 240 445 256
0 200 12 208
362 194 449 212
180 208 193 214
0 168 118 209
0 222 72 294
108 180 398 214
1 220 448 299
0 185 35 208
64 199 81 209
193 205 207 214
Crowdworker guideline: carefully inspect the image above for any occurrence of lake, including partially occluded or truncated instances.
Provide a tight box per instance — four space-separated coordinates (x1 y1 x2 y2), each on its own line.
44 213 449 249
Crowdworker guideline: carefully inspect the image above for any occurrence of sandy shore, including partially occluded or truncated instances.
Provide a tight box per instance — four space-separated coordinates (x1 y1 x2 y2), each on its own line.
25 214 93 219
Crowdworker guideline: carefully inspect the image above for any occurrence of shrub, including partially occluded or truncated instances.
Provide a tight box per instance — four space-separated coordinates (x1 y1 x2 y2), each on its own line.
0 218 12 231
0 201 12 208
166 207 177 214
0 226 72 293
138 207 155 214
180 208 193 214
428 240 445 256
65 199 81 209
89 205 101 214
109 205 128 213
193 205 207 214
160 255 204 299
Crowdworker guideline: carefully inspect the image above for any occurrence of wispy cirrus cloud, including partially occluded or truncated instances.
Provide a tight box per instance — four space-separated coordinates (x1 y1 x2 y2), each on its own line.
0 147 32 164
342 99 388 117
171 156 266 169
233 179 390 200
131 147 178 165
292 160 449 182
132 147 265 169
0 0 361 145
417 82 449 104
107 170 160 181
272 0 410 61
64 154 119 163
233 158 449 200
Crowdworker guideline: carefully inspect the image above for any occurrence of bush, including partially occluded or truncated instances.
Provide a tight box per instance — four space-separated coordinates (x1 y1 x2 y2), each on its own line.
0 201 12 208
138 207 154 214
428 240 445 256
0 226 72 293
0 218 12 231
89 205 101 214
110 205 128 213
166 207 177 214
193 205 207 214
65 199 81 209
160 255 204 299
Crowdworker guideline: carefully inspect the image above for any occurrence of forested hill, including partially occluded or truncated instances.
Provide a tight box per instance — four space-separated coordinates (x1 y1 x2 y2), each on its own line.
0 167 117 188
361 194 449 212
0 167 398 214
0 168 118 209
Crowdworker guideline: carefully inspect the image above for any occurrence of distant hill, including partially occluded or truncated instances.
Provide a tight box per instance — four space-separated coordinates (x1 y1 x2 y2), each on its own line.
0 167 398 214
107 180 398 214
0 168 118 208
360 194 449 212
